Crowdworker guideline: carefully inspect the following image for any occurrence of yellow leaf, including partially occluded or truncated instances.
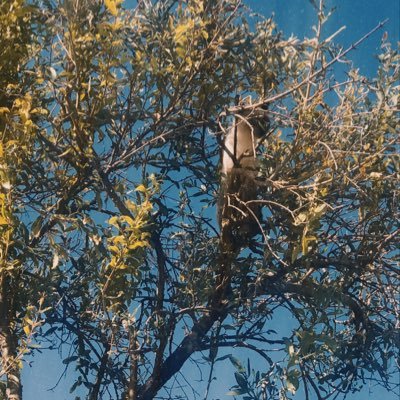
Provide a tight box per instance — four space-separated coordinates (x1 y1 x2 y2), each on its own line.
23 325 31 335
119 215 136 226
24 119 34 128
302 235 316 255
108 245 120 254
126 200 137 213
135 184 147 193
320 187 328 196
108 216 119 226
174 23 188 41
201 30 209 40
301 235 308 255
105 0 122 16
135 50 142 62
6 140 18 147
0 215 9 225
31 107 48 115
110 235 126 245
128 240 148 250
176 45 186 58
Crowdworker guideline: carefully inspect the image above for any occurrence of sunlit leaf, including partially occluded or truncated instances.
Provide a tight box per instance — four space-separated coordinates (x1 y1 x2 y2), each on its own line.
104 0 122 16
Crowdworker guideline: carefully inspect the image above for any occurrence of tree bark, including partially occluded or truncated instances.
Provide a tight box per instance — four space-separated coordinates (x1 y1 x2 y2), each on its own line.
100 167 233 400
137 246 233 400
137 304 228 400
89 339 111 400
0 274 22 400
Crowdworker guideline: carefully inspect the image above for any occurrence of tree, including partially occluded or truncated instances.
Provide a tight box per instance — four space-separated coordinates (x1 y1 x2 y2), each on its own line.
0 0 398 399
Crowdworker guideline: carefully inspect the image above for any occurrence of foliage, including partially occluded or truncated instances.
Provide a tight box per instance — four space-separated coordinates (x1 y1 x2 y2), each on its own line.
0 1 398 399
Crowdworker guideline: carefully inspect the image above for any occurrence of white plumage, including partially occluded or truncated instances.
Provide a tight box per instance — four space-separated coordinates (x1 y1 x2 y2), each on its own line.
219 99 269 249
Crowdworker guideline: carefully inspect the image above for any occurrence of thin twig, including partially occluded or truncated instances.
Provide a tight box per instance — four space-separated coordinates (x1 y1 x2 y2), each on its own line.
228 19 389 112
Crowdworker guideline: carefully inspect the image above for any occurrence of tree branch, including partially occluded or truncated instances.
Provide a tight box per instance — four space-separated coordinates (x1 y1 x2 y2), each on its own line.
228 19 389 112
97 164 233 399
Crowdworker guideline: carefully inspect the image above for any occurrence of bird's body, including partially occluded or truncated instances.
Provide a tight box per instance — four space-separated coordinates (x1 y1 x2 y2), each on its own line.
221 117 260 175
219 100 268 250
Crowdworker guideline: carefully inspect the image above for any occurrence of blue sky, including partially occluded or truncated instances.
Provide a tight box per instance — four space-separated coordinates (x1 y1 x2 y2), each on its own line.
22 1 399 399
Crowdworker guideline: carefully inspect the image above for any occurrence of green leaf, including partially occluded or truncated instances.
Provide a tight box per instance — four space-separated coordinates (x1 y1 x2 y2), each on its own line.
31 216 44 238
63 356 79 365
234 372 248 391
229 355 245 373
69 378 82 394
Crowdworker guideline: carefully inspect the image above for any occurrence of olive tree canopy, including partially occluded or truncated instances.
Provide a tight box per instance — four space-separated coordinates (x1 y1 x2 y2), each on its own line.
0 1 398 399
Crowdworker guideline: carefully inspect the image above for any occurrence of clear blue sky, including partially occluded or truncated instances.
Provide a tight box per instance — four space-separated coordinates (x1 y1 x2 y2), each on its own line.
23 1 399 399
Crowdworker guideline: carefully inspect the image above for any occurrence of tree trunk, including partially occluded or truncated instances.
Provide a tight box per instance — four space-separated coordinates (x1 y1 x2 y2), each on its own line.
137 249 233 400
0 274 22 400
